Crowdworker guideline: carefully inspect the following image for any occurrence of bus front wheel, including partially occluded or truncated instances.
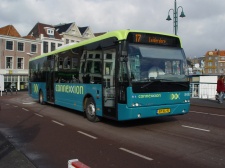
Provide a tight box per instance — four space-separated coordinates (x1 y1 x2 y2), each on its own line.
85 98 100 122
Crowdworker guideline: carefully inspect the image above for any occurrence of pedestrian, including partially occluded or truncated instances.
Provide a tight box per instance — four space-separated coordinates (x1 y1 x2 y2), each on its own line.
216 75 225 103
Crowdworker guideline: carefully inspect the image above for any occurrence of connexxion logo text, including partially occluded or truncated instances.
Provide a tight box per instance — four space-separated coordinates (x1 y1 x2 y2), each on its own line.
55 84 84 94
170 93 180 100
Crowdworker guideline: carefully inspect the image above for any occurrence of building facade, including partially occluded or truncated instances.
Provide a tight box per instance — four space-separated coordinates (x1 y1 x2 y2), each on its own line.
0 25 41 90
27 22 95 54
0 22 96 91
204 50 225 75
28 22 64 54
54 22 95 44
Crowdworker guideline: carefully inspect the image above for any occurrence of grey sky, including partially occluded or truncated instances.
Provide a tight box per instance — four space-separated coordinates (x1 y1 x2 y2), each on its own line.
1 0 225 58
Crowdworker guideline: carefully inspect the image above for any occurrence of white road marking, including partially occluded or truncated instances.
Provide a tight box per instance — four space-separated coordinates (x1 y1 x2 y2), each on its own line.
35 113 43 118
190 111 225 117
119 148 153 161
22 108 29 111
13 105 18 107
181 125 210 132
77 131 97 139
52 120 65 126
22 102 36 105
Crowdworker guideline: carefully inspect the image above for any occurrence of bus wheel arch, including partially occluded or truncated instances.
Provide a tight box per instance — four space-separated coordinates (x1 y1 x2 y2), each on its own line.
39 90 45 105
84 96 100 122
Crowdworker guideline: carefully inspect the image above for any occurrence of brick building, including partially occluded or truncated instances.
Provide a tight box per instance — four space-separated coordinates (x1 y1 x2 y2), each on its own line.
0 22 96 91
0 25 41 90
204 49 225 75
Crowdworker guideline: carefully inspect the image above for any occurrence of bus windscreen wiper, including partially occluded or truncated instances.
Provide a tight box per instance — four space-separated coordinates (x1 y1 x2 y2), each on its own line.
141 79 161 88
141 79 173 89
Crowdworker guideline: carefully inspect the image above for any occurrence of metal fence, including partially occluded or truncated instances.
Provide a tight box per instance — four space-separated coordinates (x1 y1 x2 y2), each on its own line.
190 82 217 99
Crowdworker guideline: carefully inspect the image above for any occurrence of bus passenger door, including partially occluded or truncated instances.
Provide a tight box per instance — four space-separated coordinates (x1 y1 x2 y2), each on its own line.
102 49 117 119
46 56 55 103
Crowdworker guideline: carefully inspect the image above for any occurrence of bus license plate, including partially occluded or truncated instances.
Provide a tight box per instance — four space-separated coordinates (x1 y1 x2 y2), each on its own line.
157 108 170 114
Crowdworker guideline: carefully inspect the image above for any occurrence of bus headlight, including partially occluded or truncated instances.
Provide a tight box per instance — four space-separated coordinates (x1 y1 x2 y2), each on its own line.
132 103 142 107
184 99 190 103
137 114 141 118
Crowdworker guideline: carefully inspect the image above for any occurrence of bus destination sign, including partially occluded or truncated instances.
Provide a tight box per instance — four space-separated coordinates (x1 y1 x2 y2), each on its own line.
127 33 180 47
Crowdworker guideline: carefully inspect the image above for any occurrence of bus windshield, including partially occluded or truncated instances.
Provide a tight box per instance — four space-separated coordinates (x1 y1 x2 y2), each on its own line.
128 44 188 82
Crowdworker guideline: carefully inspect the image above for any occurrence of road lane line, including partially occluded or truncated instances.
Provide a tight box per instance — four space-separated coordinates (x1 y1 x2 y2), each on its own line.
77 131 97 139
119 148 153 161
181 125 210 132
190 111 208 115
35 113 43 118
22 102 36 105
209 113 225 117
190 111 225 117
52 120 65 126
13 105 18 107
22 108 29 111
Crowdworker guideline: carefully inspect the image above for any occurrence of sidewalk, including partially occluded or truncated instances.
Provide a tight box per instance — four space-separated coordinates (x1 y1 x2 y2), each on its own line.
0 134 36 168
191 97 225 109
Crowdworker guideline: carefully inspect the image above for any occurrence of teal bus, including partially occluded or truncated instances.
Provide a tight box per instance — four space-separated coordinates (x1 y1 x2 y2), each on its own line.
29 30 190 122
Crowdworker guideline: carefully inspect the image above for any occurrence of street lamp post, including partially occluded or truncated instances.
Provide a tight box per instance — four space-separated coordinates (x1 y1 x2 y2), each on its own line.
166 0 186 35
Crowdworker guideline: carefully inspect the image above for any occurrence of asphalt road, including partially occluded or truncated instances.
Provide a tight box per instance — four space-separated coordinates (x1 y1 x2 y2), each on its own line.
0 92 225 168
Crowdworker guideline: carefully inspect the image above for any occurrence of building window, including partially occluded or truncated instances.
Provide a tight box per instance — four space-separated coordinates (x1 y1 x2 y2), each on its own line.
18 42 24 51
66 39 69 44
17 58 24 69
31 44 37 53
51 42 55 51
58 43 62 47
43 41 48 53
6 57 13 69
6 41 13 50
47 29 54 35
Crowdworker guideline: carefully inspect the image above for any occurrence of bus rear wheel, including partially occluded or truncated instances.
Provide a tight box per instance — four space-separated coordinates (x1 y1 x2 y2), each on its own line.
39 91 45 105
85 97 100 122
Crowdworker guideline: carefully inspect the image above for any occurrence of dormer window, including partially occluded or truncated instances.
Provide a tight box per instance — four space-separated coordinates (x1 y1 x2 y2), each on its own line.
47 29 54 35
44 27 55 38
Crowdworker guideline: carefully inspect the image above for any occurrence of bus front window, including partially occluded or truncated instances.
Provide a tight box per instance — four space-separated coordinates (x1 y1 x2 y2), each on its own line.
128 44 188 82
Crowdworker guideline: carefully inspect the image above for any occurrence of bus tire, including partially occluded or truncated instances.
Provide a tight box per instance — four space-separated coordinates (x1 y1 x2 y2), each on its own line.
85 97 100 122
39 91 45 105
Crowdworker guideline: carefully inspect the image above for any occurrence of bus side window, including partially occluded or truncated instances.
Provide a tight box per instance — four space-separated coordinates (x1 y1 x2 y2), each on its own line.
63 56 71 69
59 57 63 69
94 61 101 74
119 62 128 82
72 57 78 70
86 61 93 73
